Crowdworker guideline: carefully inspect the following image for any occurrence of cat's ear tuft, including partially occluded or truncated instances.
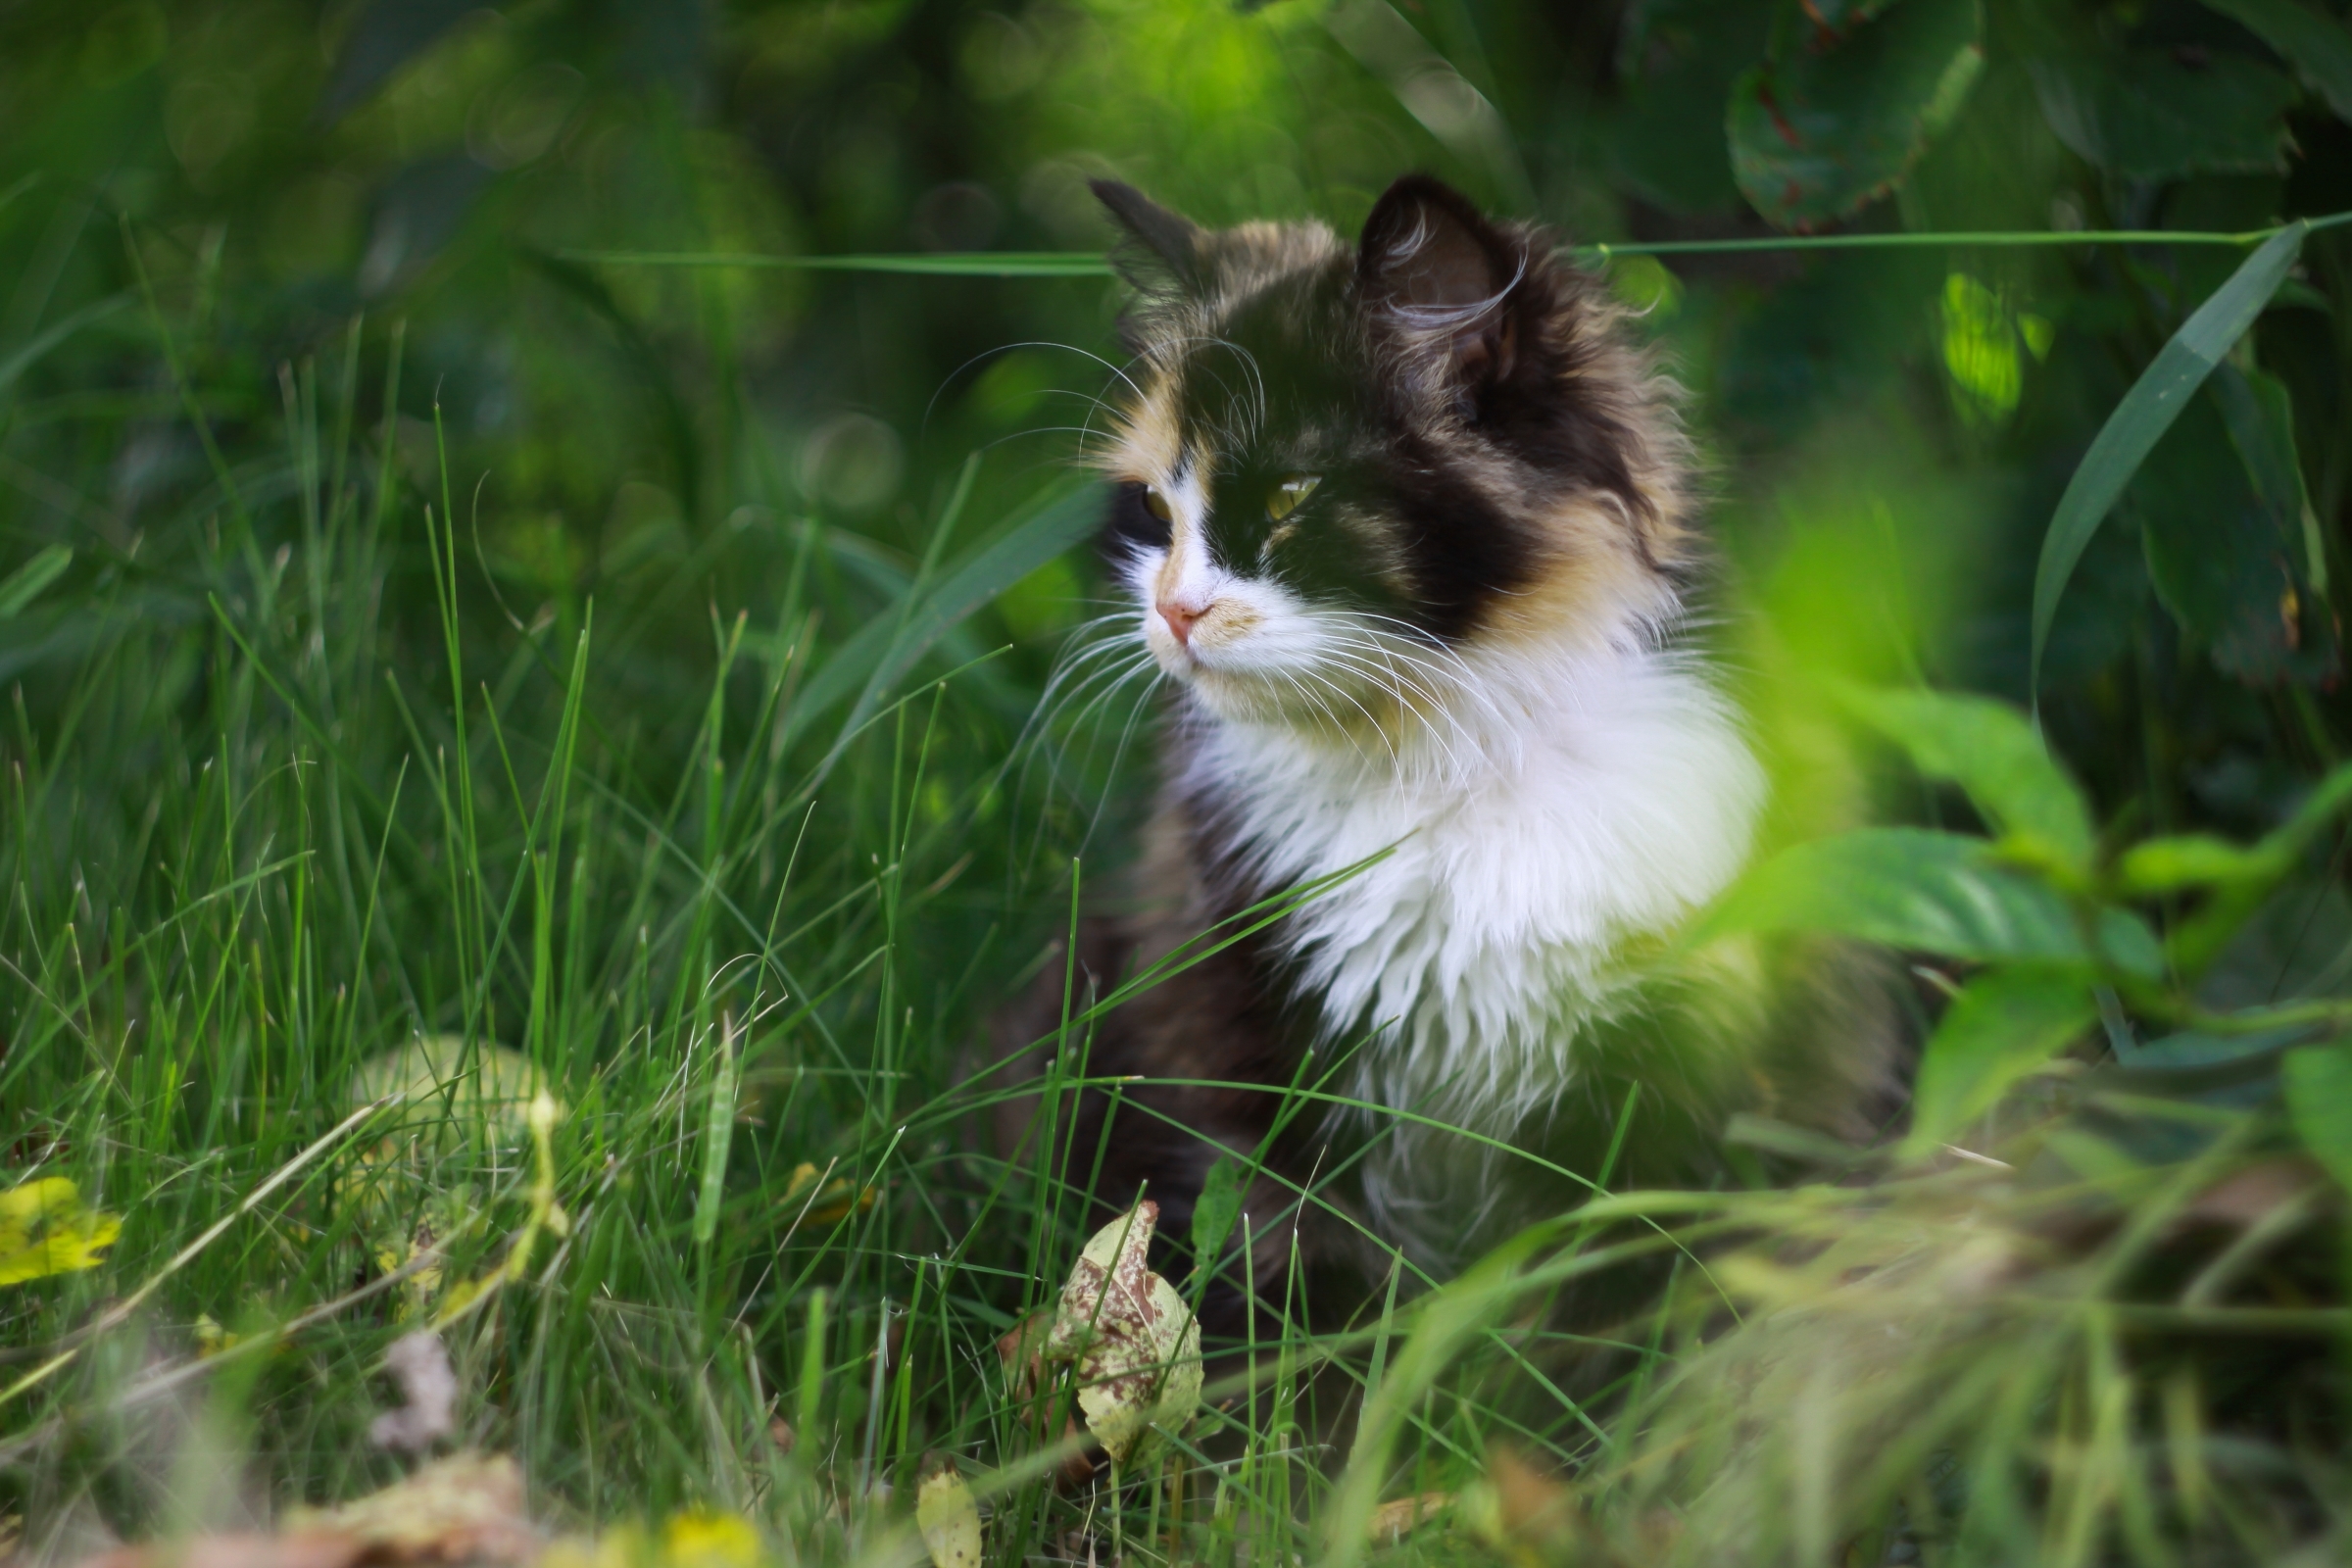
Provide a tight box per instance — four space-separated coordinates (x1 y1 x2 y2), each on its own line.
1356 174 1522 399
1093 180 1209 296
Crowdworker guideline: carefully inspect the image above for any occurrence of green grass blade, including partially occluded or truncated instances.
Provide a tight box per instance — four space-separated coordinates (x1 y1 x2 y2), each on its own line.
0 544 72 619
790 478 1103 743
2028 220 2307 707
557 212 2352 278
554 249 1116 276
0 293 127 401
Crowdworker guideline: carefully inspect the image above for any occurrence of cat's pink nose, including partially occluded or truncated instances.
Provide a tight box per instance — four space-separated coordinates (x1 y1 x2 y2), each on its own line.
1157 599 1201 646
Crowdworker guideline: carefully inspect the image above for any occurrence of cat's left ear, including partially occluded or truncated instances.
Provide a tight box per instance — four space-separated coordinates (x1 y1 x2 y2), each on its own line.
1356 174 1522 397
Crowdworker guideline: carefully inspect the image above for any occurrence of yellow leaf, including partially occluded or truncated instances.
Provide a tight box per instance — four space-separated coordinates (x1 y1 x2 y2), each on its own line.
661 1510 761 1568
781 1162 874 1226
0 1177 122 1285
916 1468 982 1568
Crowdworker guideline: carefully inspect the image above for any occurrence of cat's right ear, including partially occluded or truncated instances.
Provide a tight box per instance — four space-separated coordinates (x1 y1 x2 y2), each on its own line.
1092 180 1210 296
1356 174 1523 402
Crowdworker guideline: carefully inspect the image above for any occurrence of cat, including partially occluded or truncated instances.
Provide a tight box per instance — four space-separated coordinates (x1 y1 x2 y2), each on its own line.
994 173 1885 1333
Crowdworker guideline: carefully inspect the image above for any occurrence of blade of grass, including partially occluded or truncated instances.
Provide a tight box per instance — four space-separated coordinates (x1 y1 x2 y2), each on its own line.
2029 220 2309 708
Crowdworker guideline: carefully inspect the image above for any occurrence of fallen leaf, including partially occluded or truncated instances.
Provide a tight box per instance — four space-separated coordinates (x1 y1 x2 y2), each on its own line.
781 1162 874 1226
661 1511 761 1568
283 1451 540 1564
1367 1492 1452 1542
1046 1201 1201 1465
80 1454 540 1568
354 1037 552 1131
0 1177 122 1285
916 1467 982 1568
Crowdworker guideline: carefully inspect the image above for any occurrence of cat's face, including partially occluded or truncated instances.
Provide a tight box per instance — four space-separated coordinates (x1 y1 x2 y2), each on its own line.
1093 176 1688 740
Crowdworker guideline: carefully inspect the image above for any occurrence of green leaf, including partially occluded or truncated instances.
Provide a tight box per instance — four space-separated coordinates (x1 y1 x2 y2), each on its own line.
2281 1043 2352 1194
1691 828 2092 963
2213 362 2316 545
1837 685 2095 868
2170 769 2352 975
2135 375 2335 685
1726 0 1984 229
1191 1154 1244 1273
558 250 1114 277
1906 967 2095 1152
2027 49 2298 179
0 546 72 621
2116 833 2273 894
2028 220 2307 703
2197 0 2352 124
1609 0 1773 215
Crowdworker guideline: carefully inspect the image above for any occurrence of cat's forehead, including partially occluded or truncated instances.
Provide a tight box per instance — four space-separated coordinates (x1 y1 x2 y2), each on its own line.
1112 246 1357 482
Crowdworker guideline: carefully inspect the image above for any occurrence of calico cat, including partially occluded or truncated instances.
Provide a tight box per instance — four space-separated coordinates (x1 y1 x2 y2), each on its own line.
996 173 1883 1326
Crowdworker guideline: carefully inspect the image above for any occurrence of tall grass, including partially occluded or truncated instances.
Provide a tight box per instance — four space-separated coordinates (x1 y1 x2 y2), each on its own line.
2 299 2344 1568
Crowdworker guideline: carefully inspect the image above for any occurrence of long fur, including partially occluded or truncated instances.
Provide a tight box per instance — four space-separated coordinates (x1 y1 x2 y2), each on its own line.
1004 176 1879 1290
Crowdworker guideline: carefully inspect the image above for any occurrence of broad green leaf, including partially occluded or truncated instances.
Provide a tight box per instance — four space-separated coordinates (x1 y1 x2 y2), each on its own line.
1609 0 1773 215
1191 1153 1244 1273
1906 968 2095 1152
0 546 72 620
2028 220 2307 702
2281 1043 2352 1194
2197 0 2352 123
2135 378 2334 685
2116 833 2273 894
1690 828 2091 963
2213 362 2317 551
2027 50 2298 179
2121 1025 2312 1069
2195 876 2352 1009
1838 686 2094 868
2171 769 2352 976
1726 0 1984 229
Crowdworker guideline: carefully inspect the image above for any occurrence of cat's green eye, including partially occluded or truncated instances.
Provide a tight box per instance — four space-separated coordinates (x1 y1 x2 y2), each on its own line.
1266 474 1320 522
1143 486 1174 523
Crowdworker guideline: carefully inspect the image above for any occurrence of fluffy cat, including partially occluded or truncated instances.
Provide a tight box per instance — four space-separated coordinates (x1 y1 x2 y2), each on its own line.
997 174 1882 1321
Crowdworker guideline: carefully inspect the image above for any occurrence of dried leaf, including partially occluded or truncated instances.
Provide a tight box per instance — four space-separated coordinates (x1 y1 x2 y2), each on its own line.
1367 1492 1452 1542
916 1467 982 1568
781 1162 873 1226
1047 1201 1202 1464
282 1451 540 1564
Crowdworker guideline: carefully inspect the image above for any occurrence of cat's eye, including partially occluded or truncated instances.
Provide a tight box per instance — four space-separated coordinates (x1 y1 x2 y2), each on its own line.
1266 475 1319 522
1142 486 1174 524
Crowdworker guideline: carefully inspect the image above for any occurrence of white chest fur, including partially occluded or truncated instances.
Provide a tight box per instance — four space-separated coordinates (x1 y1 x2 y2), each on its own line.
1175 642 1764 1136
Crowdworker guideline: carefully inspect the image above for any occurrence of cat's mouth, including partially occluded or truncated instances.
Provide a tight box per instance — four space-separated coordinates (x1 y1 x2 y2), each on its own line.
1139 595 1476 745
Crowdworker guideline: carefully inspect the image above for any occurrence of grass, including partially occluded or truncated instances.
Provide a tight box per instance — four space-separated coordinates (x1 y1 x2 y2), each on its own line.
2 301 2346 1568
